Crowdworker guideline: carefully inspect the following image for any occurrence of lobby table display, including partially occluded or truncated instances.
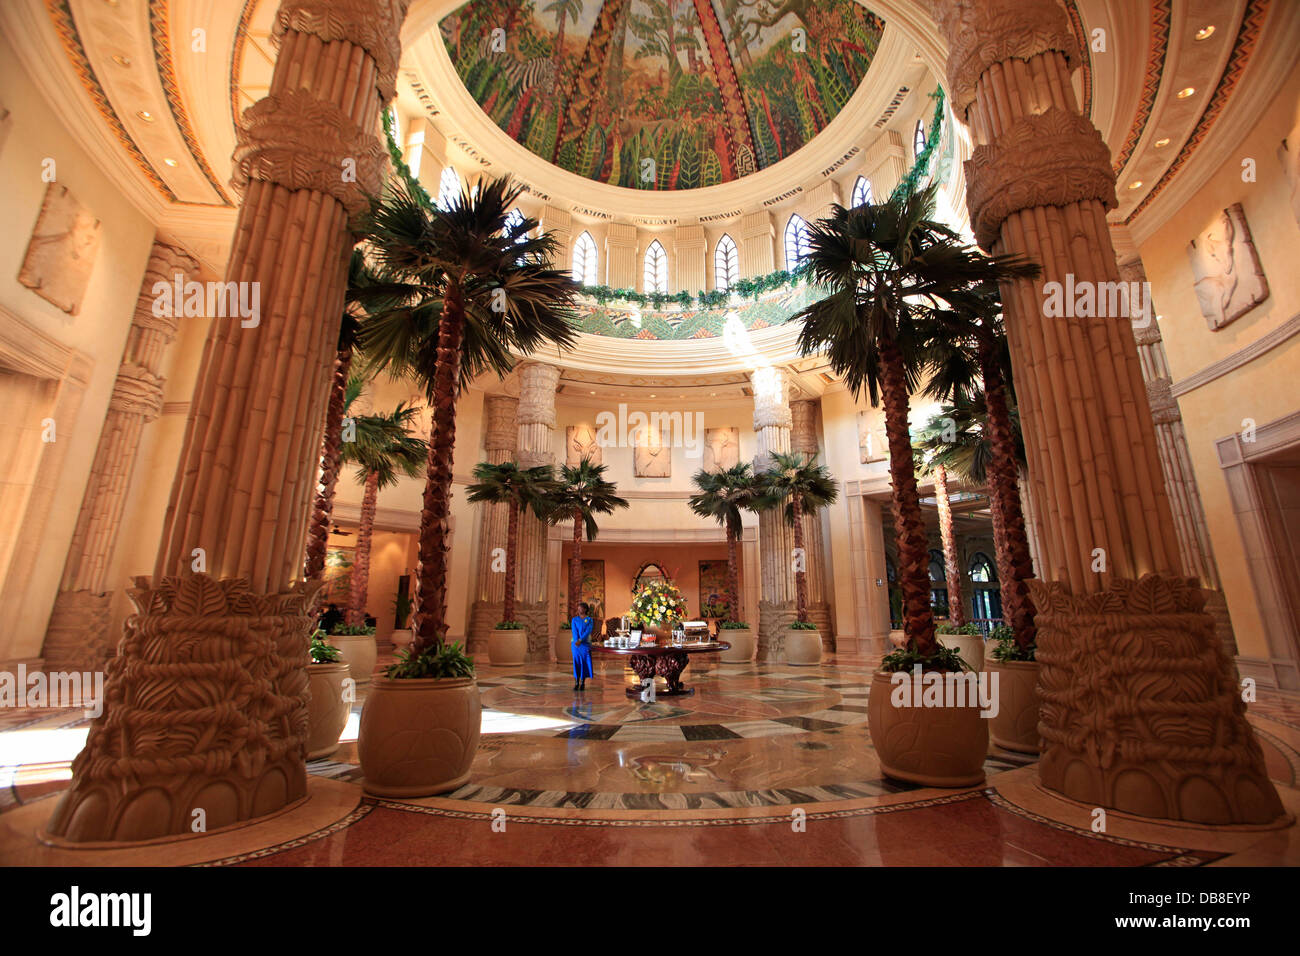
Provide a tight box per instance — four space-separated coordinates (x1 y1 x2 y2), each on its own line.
593 639 731 697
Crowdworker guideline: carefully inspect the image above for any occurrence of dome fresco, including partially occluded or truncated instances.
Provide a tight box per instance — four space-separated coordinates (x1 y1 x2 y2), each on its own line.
439 0 885 189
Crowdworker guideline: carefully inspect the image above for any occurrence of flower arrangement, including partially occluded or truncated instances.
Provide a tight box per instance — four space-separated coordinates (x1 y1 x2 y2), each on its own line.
629 580 687 628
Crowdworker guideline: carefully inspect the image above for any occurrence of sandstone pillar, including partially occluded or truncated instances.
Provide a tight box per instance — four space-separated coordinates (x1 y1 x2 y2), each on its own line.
42 239 198 674
467 394 518 656
931 0 1282 824
752 367 797 660
515 362 560 660
790 398 833 650
44 0 412 845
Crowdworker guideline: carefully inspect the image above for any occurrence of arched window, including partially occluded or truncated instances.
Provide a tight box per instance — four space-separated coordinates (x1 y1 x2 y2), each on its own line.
437 166 460 211
644 239 668 294
851 175 873 208
928 548 950 617
928 549 946 582
784 214 810 269
714 234 739 291
969 552 996 583
913 118 928 160
572 231 598 286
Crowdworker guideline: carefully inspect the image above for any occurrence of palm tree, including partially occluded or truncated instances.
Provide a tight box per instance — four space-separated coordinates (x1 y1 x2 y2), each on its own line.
466 462 560 624
339 392 427 625
359 175 580 656
688 462 759 624
755 451 838 623
914 452 965 627
791 183 1034 656
546 458 630 620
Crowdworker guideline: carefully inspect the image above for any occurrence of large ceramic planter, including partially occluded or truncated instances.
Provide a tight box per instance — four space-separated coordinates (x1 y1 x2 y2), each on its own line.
489 627 527 666
719 627 754 662
333 633 377 685
390 628 413 653
306 662 352 760
867 669 988 787
785 627 822 666
988 659 1041 754
554 627 573 664
358 676 481 797
938 633 984 672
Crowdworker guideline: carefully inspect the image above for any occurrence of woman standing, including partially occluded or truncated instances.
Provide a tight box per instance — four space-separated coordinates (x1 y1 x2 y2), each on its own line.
572 601 595 692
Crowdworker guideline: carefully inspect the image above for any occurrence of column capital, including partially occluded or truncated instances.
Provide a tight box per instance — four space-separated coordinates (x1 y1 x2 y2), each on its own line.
927 0 1081 117
483 394 519 452
789 398 820 456
751 367 792 431
516 362 560 428
109 363 165 420
965 107 1116 249
273 0 412 103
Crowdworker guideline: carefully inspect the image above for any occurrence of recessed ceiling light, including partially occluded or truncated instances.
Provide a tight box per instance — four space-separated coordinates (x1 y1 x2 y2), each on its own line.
649 394 656 398
1177 87 1196 99
163 157 178 167
710 392 717 397
1194 25 1215 41
589 390 595 395
112 54 131 67
137 110 154 122
1128 180 1143 190
1154 137 1171 148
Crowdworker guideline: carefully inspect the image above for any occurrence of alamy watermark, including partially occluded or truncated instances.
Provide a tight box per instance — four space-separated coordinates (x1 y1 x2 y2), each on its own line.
888 665 1000 718
593 403 704 459
152 273 261 328
1041 273 1152 325
0 664 104 718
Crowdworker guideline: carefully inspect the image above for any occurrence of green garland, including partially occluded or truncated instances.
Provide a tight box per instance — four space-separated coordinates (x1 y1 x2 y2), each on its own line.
890 88 946 203
382 108 434 209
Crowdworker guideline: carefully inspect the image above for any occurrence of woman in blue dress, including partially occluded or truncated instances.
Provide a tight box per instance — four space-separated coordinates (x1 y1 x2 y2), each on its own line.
571 602 595 692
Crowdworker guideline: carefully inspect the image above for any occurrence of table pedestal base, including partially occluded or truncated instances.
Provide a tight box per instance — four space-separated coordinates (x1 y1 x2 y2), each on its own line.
629 649 690 696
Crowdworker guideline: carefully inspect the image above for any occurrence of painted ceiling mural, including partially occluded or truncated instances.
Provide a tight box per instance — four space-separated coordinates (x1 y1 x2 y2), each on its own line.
439 0 885 189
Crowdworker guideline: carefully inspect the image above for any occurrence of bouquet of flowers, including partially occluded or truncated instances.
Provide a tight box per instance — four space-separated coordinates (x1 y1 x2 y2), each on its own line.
629 580 687 628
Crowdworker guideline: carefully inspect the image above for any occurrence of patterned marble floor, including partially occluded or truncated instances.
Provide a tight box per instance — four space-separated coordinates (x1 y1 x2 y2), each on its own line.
3 654 1299 866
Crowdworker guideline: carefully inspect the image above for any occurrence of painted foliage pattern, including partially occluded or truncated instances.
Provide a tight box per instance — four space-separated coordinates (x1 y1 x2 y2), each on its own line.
440 0 884 189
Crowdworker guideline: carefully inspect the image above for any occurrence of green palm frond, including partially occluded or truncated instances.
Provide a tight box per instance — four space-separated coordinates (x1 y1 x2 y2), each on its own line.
340 399 427 490
913 390 1026 486
754 451 839 525
688 462 760 538
546 457 629 541
466 461 561 521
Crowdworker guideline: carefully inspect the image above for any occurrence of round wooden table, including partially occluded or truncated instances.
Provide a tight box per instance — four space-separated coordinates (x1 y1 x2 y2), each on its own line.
592 640 731 697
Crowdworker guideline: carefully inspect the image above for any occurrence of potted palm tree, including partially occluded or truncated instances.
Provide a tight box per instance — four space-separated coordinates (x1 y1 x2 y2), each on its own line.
754 451 838 665
793 184 1028 783
390 590 414 652
689 462 759 662
466 461 559 665
331 385 426 684
306 629 352 760
546 457 629 662
353 173 578 796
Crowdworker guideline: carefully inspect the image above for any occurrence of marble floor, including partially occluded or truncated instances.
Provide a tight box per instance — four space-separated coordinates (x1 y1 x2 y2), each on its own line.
2 653 1299 866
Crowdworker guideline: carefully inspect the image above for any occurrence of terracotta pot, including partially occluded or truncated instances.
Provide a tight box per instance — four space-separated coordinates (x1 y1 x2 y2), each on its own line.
333 633 377 685
554 627 573 664
988 659 1041 754
488 627 527 666
938 632 984 672
390 628 413 652
358 676 481 797
306 662 352 760
867 669 988 787
719 627 754 662
785 627 822 666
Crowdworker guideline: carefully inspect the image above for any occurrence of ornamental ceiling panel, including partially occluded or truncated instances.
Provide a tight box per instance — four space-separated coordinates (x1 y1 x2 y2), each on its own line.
438 0 885 189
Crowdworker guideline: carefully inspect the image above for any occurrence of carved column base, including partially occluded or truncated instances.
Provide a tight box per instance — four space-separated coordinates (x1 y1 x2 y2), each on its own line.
1030 575 1286 826
42 590 114 674
468 601 549 663
41 575 313 845
757 601 797 662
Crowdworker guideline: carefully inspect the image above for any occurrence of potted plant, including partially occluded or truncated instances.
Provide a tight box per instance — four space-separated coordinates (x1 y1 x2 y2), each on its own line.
306 630 352 760
754 451 838 665
555 618 574 664
689 461 759 663
935 621 985 672
491 621 528 666
986 625 1039 754
545 457 628 663
329 622 377 685
358 642 480 796
628 579 687 641
391 591 414 652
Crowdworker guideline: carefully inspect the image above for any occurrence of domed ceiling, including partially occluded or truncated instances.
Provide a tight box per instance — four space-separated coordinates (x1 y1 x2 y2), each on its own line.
438 0 885 190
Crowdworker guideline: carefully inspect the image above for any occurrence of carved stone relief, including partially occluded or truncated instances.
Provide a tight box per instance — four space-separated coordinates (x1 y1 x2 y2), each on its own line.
1279 125 1300 227
1186 203 1270 331
858 410 888 463
566 423 602 466
18 183 102 316
633 424 671 477
703 427 740 471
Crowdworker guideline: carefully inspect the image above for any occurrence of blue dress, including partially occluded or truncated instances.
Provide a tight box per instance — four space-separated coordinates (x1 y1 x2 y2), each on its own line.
571 616 594 681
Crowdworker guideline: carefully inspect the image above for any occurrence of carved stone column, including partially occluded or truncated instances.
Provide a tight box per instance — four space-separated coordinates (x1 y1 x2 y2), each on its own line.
467 394 518 656
739 211 775 277
515 362 560 660
751 368 797 660
790 398 832 650
932 0 1282 824
42 239 199 674
1116 254 1236 657
605 223 637 289
44 0 412 845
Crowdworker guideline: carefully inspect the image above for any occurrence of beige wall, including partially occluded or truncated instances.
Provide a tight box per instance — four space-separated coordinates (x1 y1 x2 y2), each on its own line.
1137 63 1300 661
558 540 734 622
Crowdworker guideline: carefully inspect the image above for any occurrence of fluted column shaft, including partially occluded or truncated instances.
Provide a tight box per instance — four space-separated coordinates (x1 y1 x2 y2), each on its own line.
475 395 519 603
789 399 826 605
515 363 560 606
752 368 796 659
